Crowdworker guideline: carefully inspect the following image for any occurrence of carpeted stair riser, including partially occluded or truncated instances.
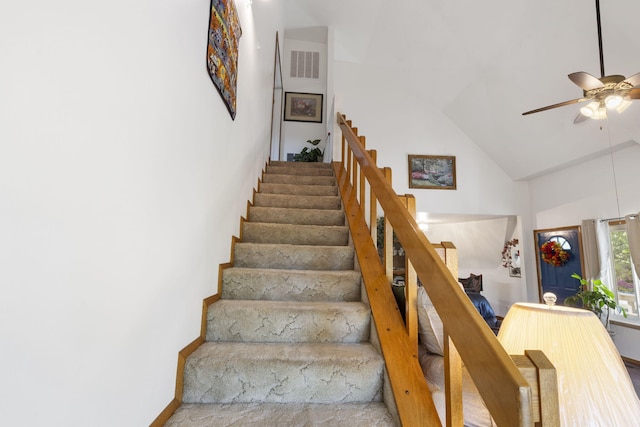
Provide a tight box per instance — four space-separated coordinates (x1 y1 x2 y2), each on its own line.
269 160 332 169
248 206 345 226
262 173 336 186
233 243 354 270
165 402 396 427
206 300 370 343
221 268 361 302
259 182 338 197
253 193 342 210
242 222 349 246
266 165 334 177
182 342 384 404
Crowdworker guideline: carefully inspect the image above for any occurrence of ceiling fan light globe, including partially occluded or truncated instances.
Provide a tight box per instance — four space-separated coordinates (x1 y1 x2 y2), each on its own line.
592 106 608 120
580 101 600 117
605 94 623 109
580 106 594 117
617 99 632 113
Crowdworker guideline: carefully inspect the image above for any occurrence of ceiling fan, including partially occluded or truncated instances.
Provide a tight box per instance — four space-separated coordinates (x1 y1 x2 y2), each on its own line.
522 0 640 123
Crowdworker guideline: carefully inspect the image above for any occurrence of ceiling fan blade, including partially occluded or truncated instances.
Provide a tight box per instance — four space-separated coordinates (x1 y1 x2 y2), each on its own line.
568 72 604 90
573 112 590 124
624 72 640 87
629 88 640 99
522 98 586 116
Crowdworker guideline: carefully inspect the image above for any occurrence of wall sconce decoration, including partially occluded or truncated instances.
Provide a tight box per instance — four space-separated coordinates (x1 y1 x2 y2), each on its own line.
501 238 521 277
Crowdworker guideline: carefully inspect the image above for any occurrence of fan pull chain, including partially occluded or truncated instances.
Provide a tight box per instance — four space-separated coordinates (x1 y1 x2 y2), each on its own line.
604 116 622 218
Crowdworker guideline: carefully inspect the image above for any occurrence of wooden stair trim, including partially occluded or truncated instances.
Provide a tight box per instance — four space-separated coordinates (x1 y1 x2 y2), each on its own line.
337 113 535 426
334 162 442 427
150 188 249 425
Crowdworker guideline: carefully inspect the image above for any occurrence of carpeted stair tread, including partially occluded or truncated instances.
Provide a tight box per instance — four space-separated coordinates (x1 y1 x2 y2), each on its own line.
206 300 370 343
253 193 342 210
165 402 396 427
259 182 338 196
182 342 384 404
221 268 361 302
233 242 354 270
242 222 349 246
262 173 336 186
167 160 397 426
248 206 345 226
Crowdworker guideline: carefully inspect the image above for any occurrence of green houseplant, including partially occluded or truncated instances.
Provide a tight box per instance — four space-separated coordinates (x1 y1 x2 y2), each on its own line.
293 139 323 162
564 273 627 329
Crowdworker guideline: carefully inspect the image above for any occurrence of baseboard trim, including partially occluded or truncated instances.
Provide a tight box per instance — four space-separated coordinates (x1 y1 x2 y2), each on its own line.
622 356 640 367
150 166 261 425
149 399 180 427
611 319 640 331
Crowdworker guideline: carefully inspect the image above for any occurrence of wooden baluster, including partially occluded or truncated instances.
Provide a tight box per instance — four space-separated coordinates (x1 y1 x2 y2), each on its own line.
382 167 393 283
401 195 418 353
369 149 378 242
441 241 458 278
346 121 353 180
351 127 358 189
359 136 366 217
445 333 464 427
339 114 346 166
439 242 463 426
341 126 346 170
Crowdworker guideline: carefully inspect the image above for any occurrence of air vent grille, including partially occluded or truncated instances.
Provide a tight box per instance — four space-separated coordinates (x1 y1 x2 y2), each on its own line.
290 51 320 79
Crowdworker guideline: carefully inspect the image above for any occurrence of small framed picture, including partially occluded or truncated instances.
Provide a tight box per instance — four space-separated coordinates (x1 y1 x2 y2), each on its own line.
284 92 323 123
408 155 457 190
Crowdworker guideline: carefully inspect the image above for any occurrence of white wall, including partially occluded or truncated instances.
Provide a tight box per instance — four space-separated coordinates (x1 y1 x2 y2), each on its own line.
0 1 283 425
332 57 534 314
530 144 640 228
282 34 328 159
426 217 526 317
529 143 640 359
332 62 530 218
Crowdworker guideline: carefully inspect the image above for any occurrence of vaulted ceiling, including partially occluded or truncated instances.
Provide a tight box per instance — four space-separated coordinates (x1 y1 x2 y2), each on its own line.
283 0 640 181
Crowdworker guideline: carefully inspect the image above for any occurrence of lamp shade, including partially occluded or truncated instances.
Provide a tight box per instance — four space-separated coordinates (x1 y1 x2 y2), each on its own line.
498 303 640 426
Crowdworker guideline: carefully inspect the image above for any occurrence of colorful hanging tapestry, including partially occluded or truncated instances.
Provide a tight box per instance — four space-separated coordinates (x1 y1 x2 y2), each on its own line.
207 0 242 120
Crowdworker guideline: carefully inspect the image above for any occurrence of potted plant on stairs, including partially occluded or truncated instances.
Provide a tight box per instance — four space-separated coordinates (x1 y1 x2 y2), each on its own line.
293 139 323 162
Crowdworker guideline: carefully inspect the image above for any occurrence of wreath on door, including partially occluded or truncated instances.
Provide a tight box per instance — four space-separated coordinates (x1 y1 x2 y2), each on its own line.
540 240 570 267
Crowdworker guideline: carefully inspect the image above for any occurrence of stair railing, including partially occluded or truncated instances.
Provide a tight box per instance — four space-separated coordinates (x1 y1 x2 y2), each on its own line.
334 113 559 427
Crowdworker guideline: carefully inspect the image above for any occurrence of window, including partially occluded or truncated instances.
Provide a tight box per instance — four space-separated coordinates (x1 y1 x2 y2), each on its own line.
548 235 571 250
606 220 639 318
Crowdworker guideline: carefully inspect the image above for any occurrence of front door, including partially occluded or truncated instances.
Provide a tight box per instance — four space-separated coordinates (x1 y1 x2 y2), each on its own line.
534 226 584 304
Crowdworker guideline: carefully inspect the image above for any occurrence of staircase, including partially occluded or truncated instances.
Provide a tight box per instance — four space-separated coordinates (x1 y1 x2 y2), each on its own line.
165 161 397 426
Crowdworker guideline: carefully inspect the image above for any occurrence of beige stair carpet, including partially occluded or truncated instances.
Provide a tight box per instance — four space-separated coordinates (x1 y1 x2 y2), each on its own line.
165 161 396 426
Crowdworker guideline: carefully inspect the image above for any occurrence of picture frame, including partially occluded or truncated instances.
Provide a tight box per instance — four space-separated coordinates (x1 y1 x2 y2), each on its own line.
284 92 323 123
408 155 456 190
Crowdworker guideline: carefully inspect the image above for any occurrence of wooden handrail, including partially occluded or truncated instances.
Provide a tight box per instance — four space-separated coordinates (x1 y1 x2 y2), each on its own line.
334 159 441 426
336 113 541 427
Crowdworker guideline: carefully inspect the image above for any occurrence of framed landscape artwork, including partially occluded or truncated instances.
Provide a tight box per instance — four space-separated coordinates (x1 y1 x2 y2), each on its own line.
408 155 457 190
284 92 323 123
